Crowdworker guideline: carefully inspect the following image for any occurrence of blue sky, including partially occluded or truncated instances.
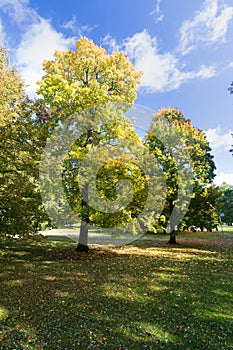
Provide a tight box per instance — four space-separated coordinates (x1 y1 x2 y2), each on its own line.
0 0 233 185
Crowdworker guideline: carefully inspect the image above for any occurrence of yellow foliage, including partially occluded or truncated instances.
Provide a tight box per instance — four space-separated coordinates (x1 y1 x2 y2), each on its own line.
37 37 142 117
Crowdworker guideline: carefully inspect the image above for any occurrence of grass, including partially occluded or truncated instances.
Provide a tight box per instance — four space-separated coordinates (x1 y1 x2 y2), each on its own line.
218 224 233 234
0 233 233 349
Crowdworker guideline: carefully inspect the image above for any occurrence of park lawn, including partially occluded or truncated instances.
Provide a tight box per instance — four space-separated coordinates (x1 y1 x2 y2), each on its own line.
218 225 233 234
0 234 233 349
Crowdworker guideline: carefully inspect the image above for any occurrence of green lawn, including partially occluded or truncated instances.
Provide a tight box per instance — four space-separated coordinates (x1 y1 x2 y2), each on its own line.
0 234 233 349
218 224 233 234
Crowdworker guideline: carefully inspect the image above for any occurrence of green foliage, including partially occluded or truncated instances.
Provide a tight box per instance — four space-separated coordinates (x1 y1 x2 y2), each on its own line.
0 47 47 237
37 37 147 239
146 108 216 238
183 184 222 231
218 183 233 226
0 48 24 126
62 118 151 231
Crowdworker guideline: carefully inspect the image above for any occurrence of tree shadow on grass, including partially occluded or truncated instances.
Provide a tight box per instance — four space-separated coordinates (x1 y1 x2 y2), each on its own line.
0 237 233 349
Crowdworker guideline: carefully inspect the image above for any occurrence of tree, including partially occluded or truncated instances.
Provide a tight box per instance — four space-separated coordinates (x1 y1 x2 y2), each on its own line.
183 184 222 232
0 47 46 237
218 183 233 226
61 114 160 236
37 37 141 117
146 108 216 243
37 37 142 252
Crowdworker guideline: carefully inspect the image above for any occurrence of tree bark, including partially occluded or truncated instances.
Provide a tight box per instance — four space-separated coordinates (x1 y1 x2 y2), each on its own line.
76 182 90 252
167 199 177 244
76 127 94 253
168 230 177 244
76 220 89 252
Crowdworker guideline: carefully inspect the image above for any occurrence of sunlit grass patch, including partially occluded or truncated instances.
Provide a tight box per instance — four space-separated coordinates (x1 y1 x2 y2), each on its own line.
0 235 233 349
218 224 233 233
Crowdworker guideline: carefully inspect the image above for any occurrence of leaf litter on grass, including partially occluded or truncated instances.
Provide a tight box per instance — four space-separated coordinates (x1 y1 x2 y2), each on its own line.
0 235 233 349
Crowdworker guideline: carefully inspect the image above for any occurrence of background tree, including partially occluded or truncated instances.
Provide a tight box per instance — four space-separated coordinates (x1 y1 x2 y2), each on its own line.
0 47 46 237
182 184 221 232
218 183 233 226
37 37 142 252
146 108 216 243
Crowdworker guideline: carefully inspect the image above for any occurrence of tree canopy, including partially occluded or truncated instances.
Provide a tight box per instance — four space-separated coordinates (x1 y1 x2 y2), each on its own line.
146 108 216 243
0 47 46 237
218 183 233 226
0 38 226 243
37 37 145 251
37 37 142 118
183 184 221 232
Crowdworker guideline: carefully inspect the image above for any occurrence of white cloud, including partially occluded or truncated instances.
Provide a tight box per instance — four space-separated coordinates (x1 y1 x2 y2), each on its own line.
103 1 232 93
0 0 38 24
0 0 104 96
79 24 98 35
229 62 233 68
178 0 233 55
214 172 233 186
205 127 233 151
195 65 217 79
122 30 216 93
0 18 4 43
150 0 164 24
15 18 76 95
1 0 231 95
63 16 77 31
205 127 233 187
63 16 97 36
102 34 121 52
0 0 77 95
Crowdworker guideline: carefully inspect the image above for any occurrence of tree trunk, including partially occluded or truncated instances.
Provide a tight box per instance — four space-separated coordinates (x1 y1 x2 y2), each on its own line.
76 181 90 252
75 127 94 253
167 199 177 244
76 220 89 252
168 230 177 244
